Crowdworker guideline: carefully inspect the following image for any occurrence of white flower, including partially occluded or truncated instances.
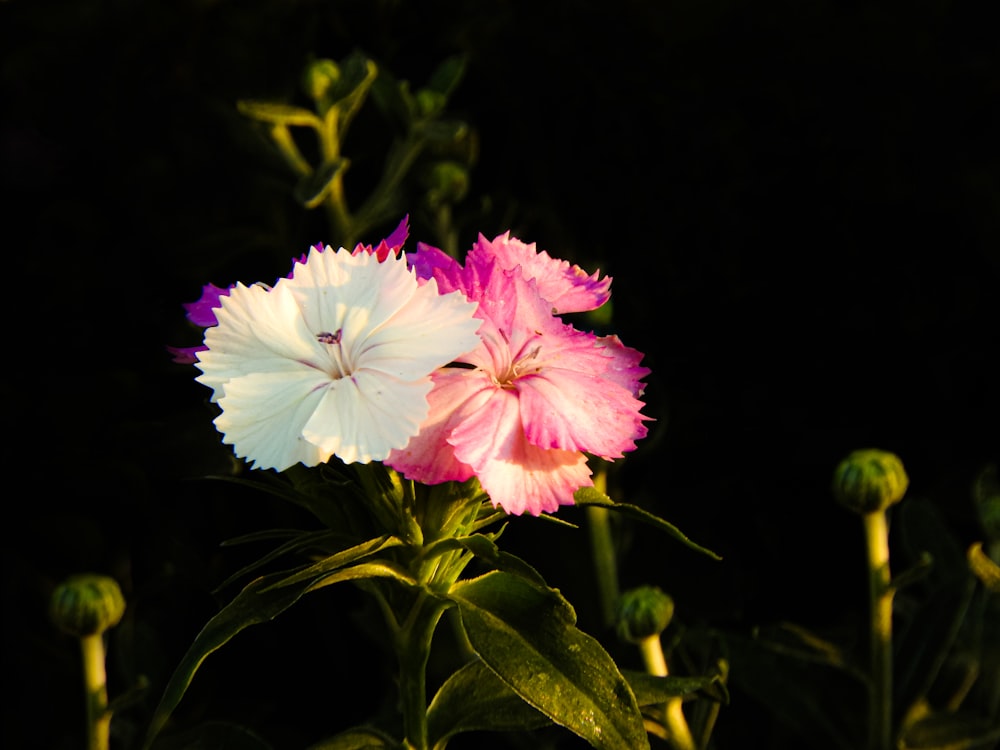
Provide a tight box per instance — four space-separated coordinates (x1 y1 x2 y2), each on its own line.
195 246 481 469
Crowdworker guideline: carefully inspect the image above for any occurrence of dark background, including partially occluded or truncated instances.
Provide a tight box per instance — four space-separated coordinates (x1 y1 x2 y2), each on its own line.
3 1 998 748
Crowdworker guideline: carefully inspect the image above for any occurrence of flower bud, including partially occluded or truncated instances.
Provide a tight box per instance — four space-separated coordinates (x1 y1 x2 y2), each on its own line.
424 161 470 208
302 58 340 104
50 574 126 638
832 448 909 515
615 585 674 644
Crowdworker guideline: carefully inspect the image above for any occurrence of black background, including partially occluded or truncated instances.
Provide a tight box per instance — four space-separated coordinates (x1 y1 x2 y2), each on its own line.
3 1 998 748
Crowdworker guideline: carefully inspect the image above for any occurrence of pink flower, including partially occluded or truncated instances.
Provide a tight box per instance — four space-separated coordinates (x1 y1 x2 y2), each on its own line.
386 236 650 516
168 216 410 364
468 231 612 314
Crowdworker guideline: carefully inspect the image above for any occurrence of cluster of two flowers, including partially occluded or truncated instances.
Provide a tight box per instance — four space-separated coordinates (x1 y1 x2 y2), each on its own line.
171 217 651 517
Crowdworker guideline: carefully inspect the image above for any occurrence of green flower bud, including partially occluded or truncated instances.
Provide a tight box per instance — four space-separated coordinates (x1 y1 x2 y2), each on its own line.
615 585 674 644
302 58 340 104
415 89 447 118
424 161 470 208
832 448 909 515
50 574 126 638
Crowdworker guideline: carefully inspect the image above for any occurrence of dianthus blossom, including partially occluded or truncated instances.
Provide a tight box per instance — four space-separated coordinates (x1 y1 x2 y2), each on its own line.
168 216 410 364
386 234 650 516
193 244 481 470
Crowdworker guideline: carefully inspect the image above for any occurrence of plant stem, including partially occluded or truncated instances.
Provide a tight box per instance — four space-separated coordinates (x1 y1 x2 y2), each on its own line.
397 593 449 750
863 510 893 750
80 633 111 750
638 635 696 750
587 465 619 629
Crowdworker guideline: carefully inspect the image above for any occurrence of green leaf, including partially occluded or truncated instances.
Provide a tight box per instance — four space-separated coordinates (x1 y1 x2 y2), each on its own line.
214 527 355 593
425 55 467 98
304 725 401 749
236 100 322 129
329 51 378 133
141 558 414 750
895 497 979 715
623 669 730 706
306 559 418 594
141 571 330 749
427 658 553 745
417 533 547 587
573 487 722 560
898 710 1000 749
968 541 1000 592
294 158 349 209
722 630 866 750
450 571 650 750
259 535 405 591
414 118 468 145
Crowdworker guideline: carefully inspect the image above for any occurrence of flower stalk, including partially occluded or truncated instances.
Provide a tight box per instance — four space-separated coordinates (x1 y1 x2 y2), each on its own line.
587 464 620 628
616 586 696 750
832 448 909 750
864 509 893 750
50 574 126 750
80 632 114 750
397 592 450 750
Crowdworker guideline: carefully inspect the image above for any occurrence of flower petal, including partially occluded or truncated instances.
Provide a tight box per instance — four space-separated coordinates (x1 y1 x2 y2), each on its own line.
183 282 231 327
470 231 612 313
195 281 321 401
386 368 490 484
302 372 434 464
213 368 333 470
448 387 591 516
517 369 648 458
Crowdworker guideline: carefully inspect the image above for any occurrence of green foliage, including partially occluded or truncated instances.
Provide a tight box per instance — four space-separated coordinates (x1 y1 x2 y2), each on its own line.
137 456 722 750
450 571 650 750
713 473 1000 750
574 486 721 560
237 49 475 250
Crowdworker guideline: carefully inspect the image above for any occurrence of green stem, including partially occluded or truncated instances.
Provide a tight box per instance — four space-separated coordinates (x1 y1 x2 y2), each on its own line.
638 635 696 750
863 510 893 750
397 593 449 750
587 466 619 629
80 633 111 750
316 107 355 246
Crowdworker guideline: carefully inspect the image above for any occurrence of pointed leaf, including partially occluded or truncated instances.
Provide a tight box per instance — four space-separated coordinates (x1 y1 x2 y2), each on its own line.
142 558 414 749
215 528 355 593
427 658 552 745
330 51 378 133
450 571 649 750
142 571 331 749
722 631 865 750
236 100 322 128
898 710 1000 749
307 559 417 593
574 487 721 560
260 535 405 591
623 669 730 706
417 533 547 587
968 541 1000 592
294 158 349 209
425 56 467 97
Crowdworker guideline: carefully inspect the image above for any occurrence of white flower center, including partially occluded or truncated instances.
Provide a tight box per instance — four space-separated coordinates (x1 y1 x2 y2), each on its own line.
316 329 350 379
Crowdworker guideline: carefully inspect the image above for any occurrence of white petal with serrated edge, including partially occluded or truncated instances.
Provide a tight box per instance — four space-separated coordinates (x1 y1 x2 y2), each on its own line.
213 368 334 470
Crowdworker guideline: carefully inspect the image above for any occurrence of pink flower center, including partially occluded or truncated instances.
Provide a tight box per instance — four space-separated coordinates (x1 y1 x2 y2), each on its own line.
489 328 542 389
